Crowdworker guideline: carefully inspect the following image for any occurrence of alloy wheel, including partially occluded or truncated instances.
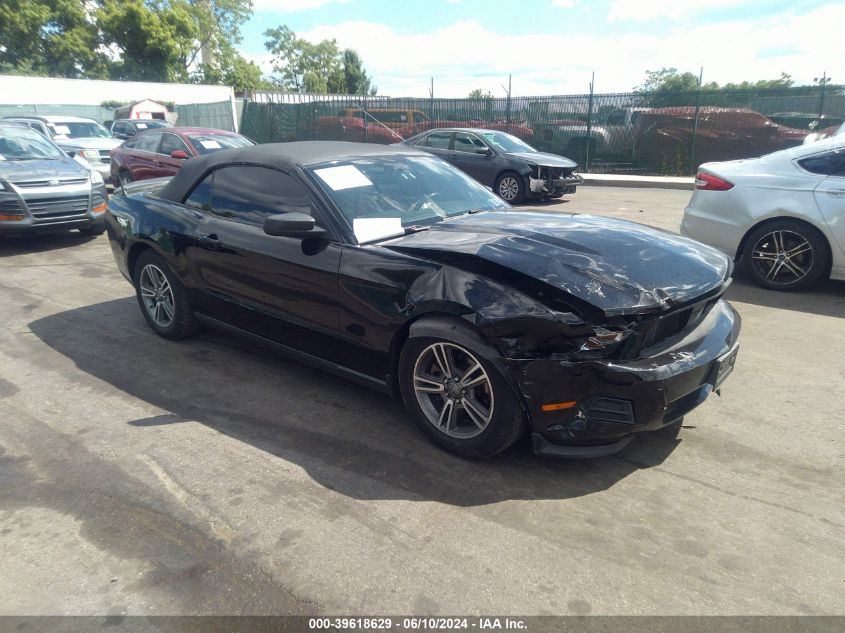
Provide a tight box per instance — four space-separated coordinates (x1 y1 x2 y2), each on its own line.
498 176 519 201
412 342 495 439
750 229 814 286
139 264 175 327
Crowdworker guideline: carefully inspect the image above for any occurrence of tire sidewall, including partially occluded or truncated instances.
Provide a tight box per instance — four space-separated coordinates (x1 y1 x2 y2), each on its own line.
399 321 526 459
742 220 829 291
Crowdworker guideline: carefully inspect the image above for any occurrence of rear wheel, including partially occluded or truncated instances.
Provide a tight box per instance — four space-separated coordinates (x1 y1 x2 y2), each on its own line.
399 318 526 458
134 250 199 340
741 220 829 291
495 171 525 204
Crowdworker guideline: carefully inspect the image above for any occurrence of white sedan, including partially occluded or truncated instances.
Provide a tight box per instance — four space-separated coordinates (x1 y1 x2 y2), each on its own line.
681 136 845 290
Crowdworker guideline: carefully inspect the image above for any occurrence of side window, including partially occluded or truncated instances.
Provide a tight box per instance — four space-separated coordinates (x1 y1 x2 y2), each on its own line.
159 133 190 156
210 165 314 226
425 132 452 149
184 173 213 210
412 111 428 123
114 122 131 136
133 132 162 153
799 151 845 176
453 132 486 153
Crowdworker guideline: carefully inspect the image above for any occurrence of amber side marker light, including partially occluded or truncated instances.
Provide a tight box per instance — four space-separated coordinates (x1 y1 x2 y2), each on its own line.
541 401 578 412
0 214 25 221
92 203 107 214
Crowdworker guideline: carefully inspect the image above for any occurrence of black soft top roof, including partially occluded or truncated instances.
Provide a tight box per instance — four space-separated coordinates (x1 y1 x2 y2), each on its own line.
157 141 423 202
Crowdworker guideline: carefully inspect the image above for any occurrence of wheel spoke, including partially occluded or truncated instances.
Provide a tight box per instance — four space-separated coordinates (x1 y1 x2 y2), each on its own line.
781 258 806 279
459 361 486 389
766 260 784 280
414 373 445 393
432 343 454 378
160 300 174 320
785 241 811 258
438 399 456 431
751 250 778 262
773 231 785 253
461 396 491 429
140 286 156 298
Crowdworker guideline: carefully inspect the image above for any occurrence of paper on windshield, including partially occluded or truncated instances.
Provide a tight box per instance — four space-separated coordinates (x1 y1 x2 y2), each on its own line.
314 165 372 191
200 140 221 149
53 125 71 135
353 218 403 244
136 123 148 129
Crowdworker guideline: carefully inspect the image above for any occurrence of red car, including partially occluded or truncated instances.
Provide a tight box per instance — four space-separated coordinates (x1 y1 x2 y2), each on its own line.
110 127 254 183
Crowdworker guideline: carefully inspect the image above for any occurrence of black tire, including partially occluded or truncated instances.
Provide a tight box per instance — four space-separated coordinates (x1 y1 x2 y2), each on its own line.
80 223 105 236
398 317 527 459
741 219 830 291
133 250 199 340
494 171 526 204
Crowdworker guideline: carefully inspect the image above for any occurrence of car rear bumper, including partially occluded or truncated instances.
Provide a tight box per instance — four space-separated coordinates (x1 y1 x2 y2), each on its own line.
505 298 741 457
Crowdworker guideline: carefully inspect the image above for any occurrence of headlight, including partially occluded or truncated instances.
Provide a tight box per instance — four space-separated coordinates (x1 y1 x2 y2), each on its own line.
80 149 102 163
90 169 104 185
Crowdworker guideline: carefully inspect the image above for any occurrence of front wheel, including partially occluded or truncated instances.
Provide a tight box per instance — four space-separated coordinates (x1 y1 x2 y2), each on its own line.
399 319 526 458
495 172 525 204
741 220 830 291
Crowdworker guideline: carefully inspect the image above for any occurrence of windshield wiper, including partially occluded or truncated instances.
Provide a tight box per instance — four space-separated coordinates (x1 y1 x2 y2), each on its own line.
404 225 431 234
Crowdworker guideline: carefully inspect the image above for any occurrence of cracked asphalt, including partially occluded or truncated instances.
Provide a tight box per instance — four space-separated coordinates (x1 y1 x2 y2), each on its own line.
0 187 843 615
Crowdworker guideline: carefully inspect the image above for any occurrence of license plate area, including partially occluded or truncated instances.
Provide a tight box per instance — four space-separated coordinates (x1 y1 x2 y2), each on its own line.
714 344 739 387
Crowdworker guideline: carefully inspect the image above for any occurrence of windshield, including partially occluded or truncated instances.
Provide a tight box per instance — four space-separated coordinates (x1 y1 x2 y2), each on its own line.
481 131 536 153
135 120 171 130
0 125 65 160
188 133 254 155
309 155 508 242
50 121 113 139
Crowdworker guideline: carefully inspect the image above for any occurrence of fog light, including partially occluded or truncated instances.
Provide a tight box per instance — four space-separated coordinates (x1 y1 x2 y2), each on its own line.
92 202 107 214
0 214 25 221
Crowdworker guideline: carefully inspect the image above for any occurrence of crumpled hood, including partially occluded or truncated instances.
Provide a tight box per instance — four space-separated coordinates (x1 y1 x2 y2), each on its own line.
505 152 577 169
55 137 123 151
386 211 730 317
0 157 89 183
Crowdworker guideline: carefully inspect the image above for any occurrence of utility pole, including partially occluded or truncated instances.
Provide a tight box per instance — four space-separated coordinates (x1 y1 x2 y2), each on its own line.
689 66 704 176
429 76 434 120
585 71 594 172
501 74 512 132
816 71 829 119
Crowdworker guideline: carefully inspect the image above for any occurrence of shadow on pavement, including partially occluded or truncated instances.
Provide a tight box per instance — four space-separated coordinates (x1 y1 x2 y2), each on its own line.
0 230 98 257
726 274 845 319
29 298 682 507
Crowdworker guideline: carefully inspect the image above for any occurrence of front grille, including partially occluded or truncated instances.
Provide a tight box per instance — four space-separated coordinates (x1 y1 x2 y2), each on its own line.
26 195 89 220
98 150 112 162
14 178 88 188
640 297 718 350
543 167 574 180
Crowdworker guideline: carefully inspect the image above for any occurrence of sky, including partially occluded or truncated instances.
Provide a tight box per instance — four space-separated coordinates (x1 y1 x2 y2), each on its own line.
238 0 843 97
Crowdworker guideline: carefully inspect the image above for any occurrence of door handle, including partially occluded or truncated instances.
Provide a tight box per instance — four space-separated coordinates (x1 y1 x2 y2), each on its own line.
199 233 221 248
824 189 845 197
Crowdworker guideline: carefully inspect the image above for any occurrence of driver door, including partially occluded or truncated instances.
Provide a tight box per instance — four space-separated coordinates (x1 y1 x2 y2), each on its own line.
184 164 343 354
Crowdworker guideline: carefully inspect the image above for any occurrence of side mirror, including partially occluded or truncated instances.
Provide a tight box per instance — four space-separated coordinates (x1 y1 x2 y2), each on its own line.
263 212 325 239
475 146 491 155
170 150 189 159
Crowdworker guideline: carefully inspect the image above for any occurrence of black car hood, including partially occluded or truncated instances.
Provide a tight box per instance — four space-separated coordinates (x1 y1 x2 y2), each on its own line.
0 157 89 182
386 211 730 318
505 152 577 169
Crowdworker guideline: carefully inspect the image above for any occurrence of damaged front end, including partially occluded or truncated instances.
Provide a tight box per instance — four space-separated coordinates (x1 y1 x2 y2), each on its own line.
528 164 583 196
481 288 740 458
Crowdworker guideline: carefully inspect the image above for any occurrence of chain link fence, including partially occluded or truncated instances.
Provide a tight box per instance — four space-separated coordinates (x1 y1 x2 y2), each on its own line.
240 86 844 176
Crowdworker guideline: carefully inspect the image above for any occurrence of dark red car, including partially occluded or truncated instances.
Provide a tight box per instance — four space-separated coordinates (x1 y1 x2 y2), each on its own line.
110 127 254 183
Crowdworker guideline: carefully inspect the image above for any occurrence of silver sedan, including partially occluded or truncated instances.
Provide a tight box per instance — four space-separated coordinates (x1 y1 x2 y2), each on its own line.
681 136 845 290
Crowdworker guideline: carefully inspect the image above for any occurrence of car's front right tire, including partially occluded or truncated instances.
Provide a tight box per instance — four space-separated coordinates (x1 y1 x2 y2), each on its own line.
399 318 527 459
134 250 198 340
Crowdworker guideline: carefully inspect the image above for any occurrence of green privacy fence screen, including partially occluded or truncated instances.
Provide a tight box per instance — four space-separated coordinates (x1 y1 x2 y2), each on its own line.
240 85 844 176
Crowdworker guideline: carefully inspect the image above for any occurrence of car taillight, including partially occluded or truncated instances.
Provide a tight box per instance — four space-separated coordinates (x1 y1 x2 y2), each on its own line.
695 171 733 191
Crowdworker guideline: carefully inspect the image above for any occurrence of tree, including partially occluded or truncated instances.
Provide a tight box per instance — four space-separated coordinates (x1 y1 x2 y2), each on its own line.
636 68 796 108
468 89 493 99
264 25 376 94
97 0 199 82
467 89 494 120
0 0 107 78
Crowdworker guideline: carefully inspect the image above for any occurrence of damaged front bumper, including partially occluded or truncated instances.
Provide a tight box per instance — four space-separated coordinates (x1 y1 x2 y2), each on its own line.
528 168 583 196
504 298 741 458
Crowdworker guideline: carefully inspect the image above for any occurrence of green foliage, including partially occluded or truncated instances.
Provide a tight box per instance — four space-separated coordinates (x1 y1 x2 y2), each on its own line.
264 25 375 94
637 68 797 108
467 89 493 99
0 0 108 78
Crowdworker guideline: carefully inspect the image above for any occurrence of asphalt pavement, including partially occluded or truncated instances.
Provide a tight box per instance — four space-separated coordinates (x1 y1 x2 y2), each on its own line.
0 187 843 616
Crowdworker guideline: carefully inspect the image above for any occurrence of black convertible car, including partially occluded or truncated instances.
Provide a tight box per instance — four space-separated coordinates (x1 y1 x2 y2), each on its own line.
402 128 581 203
106 141 740 459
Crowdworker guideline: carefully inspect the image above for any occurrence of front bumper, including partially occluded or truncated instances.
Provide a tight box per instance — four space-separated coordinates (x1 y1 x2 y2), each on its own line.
506 298 741 457
0 182 106 236
529 173 583 195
